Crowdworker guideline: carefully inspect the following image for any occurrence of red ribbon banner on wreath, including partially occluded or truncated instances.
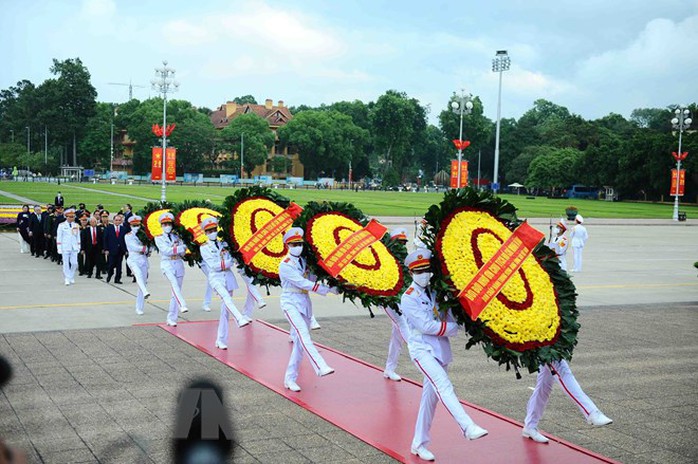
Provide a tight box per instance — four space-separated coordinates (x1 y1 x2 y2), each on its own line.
238 203 304 264
458 221 544 320
672 151 688 162
318 219 388 278
452 139 471 151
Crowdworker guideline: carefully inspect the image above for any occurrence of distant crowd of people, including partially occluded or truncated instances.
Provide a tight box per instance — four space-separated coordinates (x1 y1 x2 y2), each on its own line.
15 192 138 284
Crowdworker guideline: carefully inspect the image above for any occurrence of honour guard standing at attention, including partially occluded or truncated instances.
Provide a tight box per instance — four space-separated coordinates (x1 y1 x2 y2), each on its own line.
401 248 487 461
56 208 81 286
548 218 569 272
381 227 411 382
124 215 151 315
279 227 338 392
199 217 252 349
155 212 189 326
570 214 588 272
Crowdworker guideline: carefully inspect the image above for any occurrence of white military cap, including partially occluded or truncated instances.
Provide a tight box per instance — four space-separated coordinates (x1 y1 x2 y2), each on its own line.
390 227 408 241
283 227 304 244
64 208 76 215
200 216 219 231
556 218 567 231
405 248 432 270
575 214 584 224
159 212 175 224
127 215 142 224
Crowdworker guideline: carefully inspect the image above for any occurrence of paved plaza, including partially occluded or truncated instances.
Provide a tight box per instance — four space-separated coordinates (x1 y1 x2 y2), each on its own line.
0 219 697 463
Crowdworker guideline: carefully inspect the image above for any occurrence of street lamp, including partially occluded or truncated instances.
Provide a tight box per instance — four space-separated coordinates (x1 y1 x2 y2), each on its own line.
25 126 30 156
492 50 511 194
110 104 118 178
151 60 179 203
670 107 692 221
240 132 244 181
450 90 473 188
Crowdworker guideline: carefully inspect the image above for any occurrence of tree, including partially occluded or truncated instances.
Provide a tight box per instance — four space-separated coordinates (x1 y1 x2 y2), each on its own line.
78 102 115 170
278 110 368 179
526 146 583 191
220 113 274 177
233 95 258 105
371 90 427 173
414 125 450 178
0 142 25 168
270 155 287 174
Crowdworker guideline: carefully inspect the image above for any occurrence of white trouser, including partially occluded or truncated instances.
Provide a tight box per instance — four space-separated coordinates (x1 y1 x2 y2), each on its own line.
383 306 410 373
62 251 78 281
573 246 583 271
412 354 475 449
283 302 331 384
209 274 247 346
127 256 149 311
524 360 598 430
161 260 186 324
240 272 264 318
200 265 213 308
558 254 568 272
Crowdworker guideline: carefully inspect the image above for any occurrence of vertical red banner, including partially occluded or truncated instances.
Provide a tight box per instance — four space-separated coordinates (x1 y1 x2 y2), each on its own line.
151 147 163 181
670 169 685 196
165 148 177 181
449 161 469 189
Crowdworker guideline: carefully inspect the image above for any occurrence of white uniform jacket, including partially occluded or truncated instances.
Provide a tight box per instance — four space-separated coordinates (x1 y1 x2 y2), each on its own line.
125 232 150 262
570 224 588 248
199 240 239 291
400 283 460 365
548 235 568 258
56 221 81 253
279 255 331 317
155 233 186 265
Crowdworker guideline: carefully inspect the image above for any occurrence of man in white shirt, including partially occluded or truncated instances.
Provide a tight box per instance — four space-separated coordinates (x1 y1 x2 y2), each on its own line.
279 227 338 392
401 248 487 461
569 214 588 272
154 212 189 326
56 208 81 286
124 215 151 315
199 216 251 350
547 219 569 272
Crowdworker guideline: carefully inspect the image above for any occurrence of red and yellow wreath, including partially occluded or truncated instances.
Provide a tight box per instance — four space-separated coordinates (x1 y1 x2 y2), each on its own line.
424 188 579 373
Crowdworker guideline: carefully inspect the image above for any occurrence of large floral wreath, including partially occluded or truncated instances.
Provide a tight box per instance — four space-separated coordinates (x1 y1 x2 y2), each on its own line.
423 188 579 373
295 201 407 313
221 186 299 288
170 200 225 267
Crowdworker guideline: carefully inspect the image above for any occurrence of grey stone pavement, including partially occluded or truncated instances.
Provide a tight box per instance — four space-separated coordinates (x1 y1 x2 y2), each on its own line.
0 218 697 463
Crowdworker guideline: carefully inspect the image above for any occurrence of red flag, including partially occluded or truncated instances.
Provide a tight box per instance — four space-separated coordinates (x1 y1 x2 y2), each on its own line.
452 139 471 151
151 147 163 181
165 148 177 181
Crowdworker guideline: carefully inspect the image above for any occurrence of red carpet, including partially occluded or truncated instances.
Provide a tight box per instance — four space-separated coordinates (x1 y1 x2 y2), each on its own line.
160 320 619 464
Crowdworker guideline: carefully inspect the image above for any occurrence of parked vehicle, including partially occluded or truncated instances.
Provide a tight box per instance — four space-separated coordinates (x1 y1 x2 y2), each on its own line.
565 185 599 199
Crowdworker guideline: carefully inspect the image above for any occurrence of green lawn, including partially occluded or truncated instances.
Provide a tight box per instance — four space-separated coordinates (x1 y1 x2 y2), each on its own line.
0 194 23 204
0 181 696 219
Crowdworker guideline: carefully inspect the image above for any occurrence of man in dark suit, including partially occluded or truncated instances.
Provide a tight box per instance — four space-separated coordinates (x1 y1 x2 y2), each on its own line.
96 210 110 278
43 205 55 260
81 216 103 278
54 192 65 207
51 206 66 264
103 213 127 283
29 205 45 258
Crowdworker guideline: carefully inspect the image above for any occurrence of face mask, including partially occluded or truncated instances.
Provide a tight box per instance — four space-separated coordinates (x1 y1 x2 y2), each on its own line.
412 272 432 288
552 226 559 235
131 226 140 233
289 245 303 257
162 225 173 234
207 231 218 241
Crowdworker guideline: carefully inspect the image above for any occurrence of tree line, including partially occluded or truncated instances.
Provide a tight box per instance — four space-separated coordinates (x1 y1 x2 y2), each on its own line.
0 58 695 201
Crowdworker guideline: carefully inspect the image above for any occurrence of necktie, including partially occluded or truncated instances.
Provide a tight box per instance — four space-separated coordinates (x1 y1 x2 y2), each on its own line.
116 226 120 238
168 233 172 241
425 288 432 300
92 227 96 245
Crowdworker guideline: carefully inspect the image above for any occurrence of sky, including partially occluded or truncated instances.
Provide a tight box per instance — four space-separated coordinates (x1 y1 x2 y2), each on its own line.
2 0 697 124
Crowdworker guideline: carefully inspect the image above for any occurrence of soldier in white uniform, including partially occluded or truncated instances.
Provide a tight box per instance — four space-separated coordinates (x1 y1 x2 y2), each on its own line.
199 217 252 349
124 215 151 315
547 219 569 272
279 227 338 392
56 208 81 286
521 220 613 443
401 249 487 461
382 227 411 382
569 214 588 272
154 212 189 326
